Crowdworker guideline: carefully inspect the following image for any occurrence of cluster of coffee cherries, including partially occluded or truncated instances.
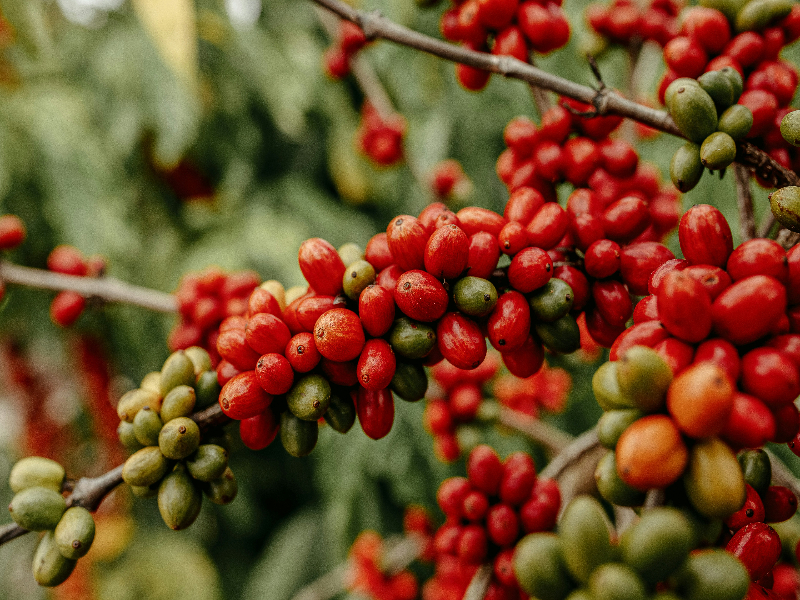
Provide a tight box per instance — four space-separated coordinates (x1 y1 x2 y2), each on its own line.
0 213 25 301
44 245 106 328
116 348 235 530
666 69 754 192
430 159 472 202
437 0 570 91
515 496 751 600
425 444 560 599
6 457 96 587
322 20 369 80
169 266 261 364
586 0 681 48
355 102 407 168
344 506 435 600
610 204 800 453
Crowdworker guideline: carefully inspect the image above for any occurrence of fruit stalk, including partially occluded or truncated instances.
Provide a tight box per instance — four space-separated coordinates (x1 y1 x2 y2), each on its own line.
734 163 756 241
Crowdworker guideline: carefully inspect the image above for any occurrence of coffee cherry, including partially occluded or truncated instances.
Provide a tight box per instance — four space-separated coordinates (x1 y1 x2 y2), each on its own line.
467 231 501 279
684 437 746 520
616 414 687 490
32 531 76 587
0 214 25 250
255 353 294 395
285 332 321 373
9 457 65 494
219 371 272 420
314 308 365 362
762 485 798 522
394 270 449 322
357 338 396 391
667 363 734 437
357 387 395 439
437 312 487 370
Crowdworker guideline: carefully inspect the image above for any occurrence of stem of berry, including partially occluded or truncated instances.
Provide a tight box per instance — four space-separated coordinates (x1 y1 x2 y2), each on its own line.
734 163 755 242
0 261 177 313
463 563 492 600
497 407 574 456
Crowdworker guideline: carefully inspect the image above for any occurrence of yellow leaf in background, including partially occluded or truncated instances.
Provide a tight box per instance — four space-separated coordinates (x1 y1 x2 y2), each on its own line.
132 0 199 91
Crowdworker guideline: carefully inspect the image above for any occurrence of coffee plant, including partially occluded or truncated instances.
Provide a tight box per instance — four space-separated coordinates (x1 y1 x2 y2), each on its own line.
5 0 800 598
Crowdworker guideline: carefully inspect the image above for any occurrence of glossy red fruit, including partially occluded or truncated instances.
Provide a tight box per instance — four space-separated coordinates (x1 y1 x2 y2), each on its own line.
376 264 403 293
246 289 280 320
592 279 633 329
438 477 471 517
619 242 675 296
0 215 25 250
467 232 501 279
562 137 600 186
570 212 605 252
602 196 651 243
694 338 741 382
387 215 429 271
217 327 262 371
585 239 621 279
722 393 776 450
255 353 294 395
505 187 544 223
357 338 396 391
656 270 712 342
285 332 322 373
787 243 800 304
216 360 242 386
358 285 395 338
487 504 520 547
418 202 449 233
457 61 492 92
239 408 279 450
467 444 503 495
712 276 787 345
322 358 358 387
664 35 708 78
395 270 449 323
425 224 470 279
526 203 569 250
219 371 273 420
462 490 490 521
500 452 537 506
498 221 528 256
244 313 291 357
741 348 800 407
459 524 489 564
508 247 552 293
684 265 733 301
314 308 365 362
768 334 800 371
50 291 86 327
48 245 87 276
356 387 395 440
504 117 538 155
682 6 730 53
679 205 734 267
298 238 346 296
296 296 337 332
723 32 764 68
763 486 797 523
531 144 561 184
365 233 395 272
653 337 695 375
487 291 531 351
437 312 487 370
726 485 766 532
450 384 482 421
740 90 779 138
555 265 590 311
726 523 782 582
649 258 689 295
773 403 800 443
609 320 670 361
501 334 544 378
457 207 507 238
519 478 560 533
727 239 788 285
585 308 626 348
633 295 659 324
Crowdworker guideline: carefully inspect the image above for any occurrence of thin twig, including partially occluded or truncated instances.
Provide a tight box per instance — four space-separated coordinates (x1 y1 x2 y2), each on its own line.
0 261 177 313
497 407 574 457
759 212 777 239
734 163 755 241
539 429 604 519
527 56 552 115
776 229 800 250
291 564 349 600
463 563 492 600
312 0 800 189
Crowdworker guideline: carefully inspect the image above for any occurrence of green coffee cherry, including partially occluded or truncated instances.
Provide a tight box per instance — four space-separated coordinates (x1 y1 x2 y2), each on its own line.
390 361 428 402
736 0 794 31
8 486 67 531
528 278 574 323
697 70 735 112
131 483 159 498
280 411 318 457
122 446 171 487
684 437 746 520
323 389 357 433
452 276 498 317
186 444 228 482
670 142 703 193
287 374 331 421
117 421 144 452
160 385 197 423
202 467 238 505
559 495 617 583
565 590 592 600
671 549 750 600
388 317 436 359
140 371 162 395
717 104 753 140
664 77 701 108
338 242 364 267
157 466 202 531
592 361 634 410
667 84 718 143
737 449 772 497
160 350 196 397
184 346 212 375
514 533 575 600
535 314 581 354
194 370 221 409
32 531 77 587
54 506 95 559
595 451 646 507
133 406 163 447
719 67 744 103
770 186 800 232
615 346 672 413
588 563 648 600
9 457 65 493
780 110 800 146
700 132 737 171
158 417 201 460
117 388 161 423
597 409 643 449
621 507 693 584
699 0 749 21
343 260 376 300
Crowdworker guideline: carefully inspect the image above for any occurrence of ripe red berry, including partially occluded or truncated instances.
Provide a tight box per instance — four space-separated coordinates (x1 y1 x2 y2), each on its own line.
394 270 449 322
467 444 503 496
359 284 395 337
285 332 322 373
508 246 552 293
592 279 633 329
657 270 713 343
50 291 86 327
239 408 280 450
314 308 365 362
725 484 766 532
694 338 741 382
683 265 733 301
726 522 782 582
602 195 651 243
505 187 545 223
437 312 487 370
245 313 292 356
740 348 800 407
255 353 294 395
357 338 396 391
499 451 536 505
48 245 88 276
487 291 531 351
722 392 775 450
217 326 262 371
467 232 501 279
458 524 488 564
520 478 560 533
450 384 483 422
356 387 395 440
726 239 789 284
462 490 490 521
762 486 798 523
501 334 544 378
678 205 733 267
297 238 345 296
456 207 507 238
219 371 273 420
0 215 26 250
712 275 787 346
387 215 429 271
584 239 621 279
664 36 708 78
526 202 569 250
438 476 471 517
365 233 395 272
423 222 470 279
619 242 675 296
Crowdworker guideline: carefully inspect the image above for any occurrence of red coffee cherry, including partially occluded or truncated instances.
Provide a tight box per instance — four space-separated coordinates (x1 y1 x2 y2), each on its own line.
684 265 733 301
487 503 520 547
499 451 536 506
425 225 470 279
424 399 453 436
487 291 531 351
255 353 294 395
712 275 787 345
619 242 675 296
508 246 552 293
217 326 262 371
585 307 626 348
570 212 606 252
467 231 501 279
694 338 741 382
649 258 689 295
296 296 338 332
562 137 600 186
458 524 489 564
359 285 395 338
314 308 365 362
763 486 798 523
681 6 730 53
592 279 633 329
726 484 766 532
768 334 800 371
726 239 789 284
437 312 487 370
493 548 517 587
726 523 782 582
457 60 492 92
519 478 560 533
246 313 292 356
477 0 518 29
462 489 490 521
599 139 638 178
357 338 396 391
657 270 712 343
394 270 449 323
48 245 88 276
356 387 395 440
50 291 86 327
723 32 764 68
633 295 659 324
387 215 429 271
741 348 800 407
722 392 776 450
653 337 695 375
584 239 621 279
365 232 395 272
418 202 449 233
555 265 590 311
298 238 346 296
239 408 280 450
501 334 544 378
0 215 26 250
457 207 507 238
216 360 242 386
321 358 358 387
664 35 708 78
285 332 322 373
609 320 670 361
450 384 483 421
247 288 282 319
498 221 529 256
376 264 403 292
602 195 651 243
526 202 569 250
438 476 471 517
679 205 733 267
505 187 545 223
739 90 779 138
219 371 273 420
467 444 503 495
503 117 539 156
